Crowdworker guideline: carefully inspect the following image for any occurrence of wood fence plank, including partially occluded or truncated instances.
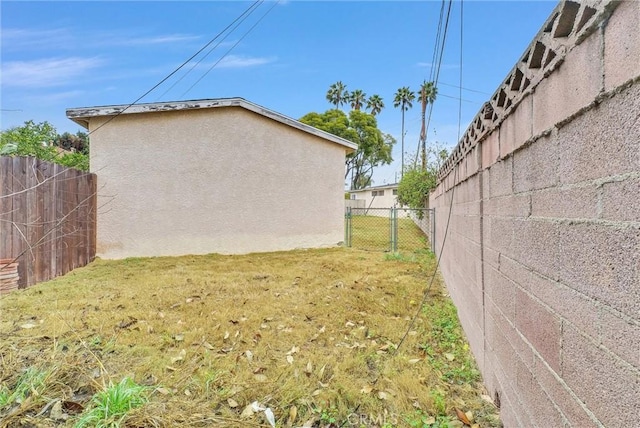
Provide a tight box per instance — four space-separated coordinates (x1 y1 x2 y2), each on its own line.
40 160 55 283
2 157 97 289
11 157 28 288
0 157 14 260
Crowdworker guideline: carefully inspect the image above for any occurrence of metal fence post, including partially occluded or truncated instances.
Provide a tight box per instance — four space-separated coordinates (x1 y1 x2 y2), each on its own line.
391 208 398 252
345 207 352 247
430 208 436 252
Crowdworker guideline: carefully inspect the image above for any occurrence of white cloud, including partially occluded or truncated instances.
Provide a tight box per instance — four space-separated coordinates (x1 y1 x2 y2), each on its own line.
215 55 277 69
108 34 203 46
1 57 105 88
1 28 74 51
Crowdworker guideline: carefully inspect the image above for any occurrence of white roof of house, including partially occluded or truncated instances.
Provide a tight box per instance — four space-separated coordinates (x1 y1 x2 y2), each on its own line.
66 97 357 152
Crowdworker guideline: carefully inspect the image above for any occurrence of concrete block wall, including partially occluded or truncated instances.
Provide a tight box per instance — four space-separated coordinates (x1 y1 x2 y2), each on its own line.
430 1 639 426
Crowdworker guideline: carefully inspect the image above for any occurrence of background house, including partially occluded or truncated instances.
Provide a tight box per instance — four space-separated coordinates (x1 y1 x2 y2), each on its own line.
67 98 356 259
347 183 415 217
348 183 398 209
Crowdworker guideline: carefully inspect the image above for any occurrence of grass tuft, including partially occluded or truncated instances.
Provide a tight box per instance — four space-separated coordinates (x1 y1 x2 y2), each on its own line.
75 377 148 428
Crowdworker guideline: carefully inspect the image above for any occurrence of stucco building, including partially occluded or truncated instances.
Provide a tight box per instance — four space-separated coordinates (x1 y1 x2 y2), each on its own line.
67 98 356 259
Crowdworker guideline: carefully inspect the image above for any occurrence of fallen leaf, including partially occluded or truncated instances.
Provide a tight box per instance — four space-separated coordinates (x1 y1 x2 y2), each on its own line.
408 358 421 364
445 353 455 361
311 389 322 396
264 407 276 427
156 387 171 395
202 342 215 350
50 401 68 421
377 391 388 400
227 398 239 408
286 346 299 355
465 411 474 423
184 389 191 396
171 349 186 364
288 405 298 426
424 416 436 424
304 361 313 375
61 401 83 415
174 334 184 342
360 385 373 394
240 403 256 418
224 331 230 340
345 321 355 327
245 350 253 362
455 408 471 425
20 323 37 329
286 355 294 364
254 374 268 382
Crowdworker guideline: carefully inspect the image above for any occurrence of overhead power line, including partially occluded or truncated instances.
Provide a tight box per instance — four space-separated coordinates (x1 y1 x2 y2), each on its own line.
180 0 279 99
89 0 264 136
157 0 264 100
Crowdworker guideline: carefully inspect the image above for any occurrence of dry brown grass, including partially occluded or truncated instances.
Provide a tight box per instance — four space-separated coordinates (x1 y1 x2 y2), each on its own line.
0 247 499 427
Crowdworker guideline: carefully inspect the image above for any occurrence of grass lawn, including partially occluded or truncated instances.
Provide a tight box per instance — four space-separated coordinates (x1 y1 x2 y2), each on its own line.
0 245 499 427
349 215 430 252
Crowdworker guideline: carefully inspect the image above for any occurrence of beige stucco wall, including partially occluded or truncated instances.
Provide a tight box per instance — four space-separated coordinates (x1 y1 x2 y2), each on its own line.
88 107 348 258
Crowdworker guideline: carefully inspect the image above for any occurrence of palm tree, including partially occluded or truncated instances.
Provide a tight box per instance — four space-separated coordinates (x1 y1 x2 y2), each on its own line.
393 86 415 178
326 81 348 110
419 81 438 170
366 94 385 116
349 89 367 111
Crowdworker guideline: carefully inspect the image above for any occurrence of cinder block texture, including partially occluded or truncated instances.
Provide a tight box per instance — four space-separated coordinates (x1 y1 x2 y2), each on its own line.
531 184 599 219
532 30 603 136
429 3 639 426
557 82 640 185
481 130 500 170
512 133 558 193
562 324 640 427
604 0 640 90
499 95 533 159
515 289 562 372
555 222 639 317
601 177 640 222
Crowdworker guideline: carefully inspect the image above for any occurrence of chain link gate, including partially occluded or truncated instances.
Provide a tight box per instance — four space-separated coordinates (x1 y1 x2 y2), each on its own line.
345 207 434 252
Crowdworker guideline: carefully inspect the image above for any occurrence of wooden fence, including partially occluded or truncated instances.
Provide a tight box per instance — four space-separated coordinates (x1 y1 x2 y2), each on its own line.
0 156 96 289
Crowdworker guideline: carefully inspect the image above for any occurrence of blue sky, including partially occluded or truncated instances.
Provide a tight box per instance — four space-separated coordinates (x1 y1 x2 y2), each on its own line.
1 1 556 185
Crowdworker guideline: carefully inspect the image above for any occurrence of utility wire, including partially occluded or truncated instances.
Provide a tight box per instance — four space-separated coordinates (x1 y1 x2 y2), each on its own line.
342 3 463 424
88 0 262 136
156 0 264 100
395 0 464 372
413 0 453 166
180 0 279 99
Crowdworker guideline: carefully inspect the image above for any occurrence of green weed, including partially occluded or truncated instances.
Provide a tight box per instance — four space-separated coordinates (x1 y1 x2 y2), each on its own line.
0 367 48 409
75 377 148 428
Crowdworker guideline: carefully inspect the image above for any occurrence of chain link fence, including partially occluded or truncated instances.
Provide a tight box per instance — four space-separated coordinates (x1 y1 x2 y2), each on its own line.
344 207 434 252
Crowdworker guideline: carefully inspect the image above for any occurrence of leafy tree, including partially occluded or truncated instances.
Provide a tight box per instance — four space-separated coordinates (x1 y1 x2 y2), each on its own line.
0 120 58 161
397 145 449 210
365 94 385 116
348 89 367 111
418 81 438 170
393 86 415 178
0 120 89 171
300 109 395 190
54 131 89 154
326 81 349 110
